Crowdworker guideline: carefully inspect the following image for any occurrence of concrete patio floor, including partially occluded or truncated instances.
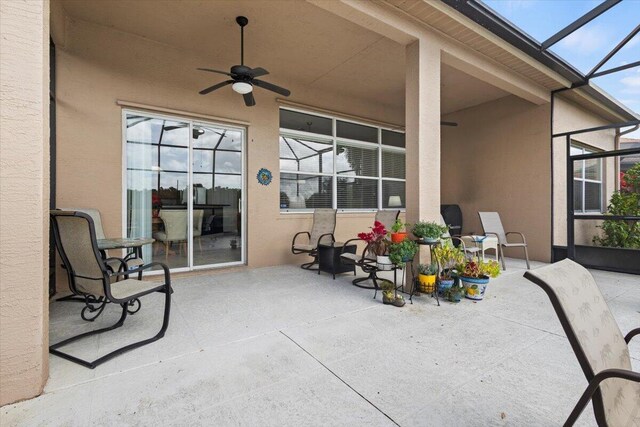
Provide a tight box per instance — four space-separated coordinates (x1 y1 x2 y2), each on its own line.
2 258 638 426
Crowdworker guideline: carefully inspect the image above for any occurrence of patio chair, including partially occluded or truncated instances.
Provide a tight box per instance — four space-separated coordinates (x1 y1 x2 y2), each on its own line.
193 209 204 252
153 209 188 260
291 208 336 270
524 259 639 426
50 210 171 369
61 207 144 270
375 209 400 230
478 211 530 270
339 239 395 299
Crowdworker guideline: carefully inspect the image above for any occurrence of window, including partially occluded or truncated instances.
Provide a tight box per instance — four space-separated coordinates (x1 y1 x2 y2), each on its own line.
279 108 405 211
571 143 603 213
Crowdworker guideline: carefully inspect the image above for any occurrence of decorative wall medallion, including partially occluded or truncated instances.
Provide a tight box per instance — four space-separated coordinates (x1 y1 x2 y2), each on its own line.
257 168 272 186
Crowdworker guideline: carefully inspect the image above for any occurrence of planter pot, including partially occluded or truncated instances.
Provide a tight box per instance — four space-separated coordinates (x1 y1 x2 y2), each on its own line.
376 255 393 271
437 278 455 294
382 290 395 304
447 291 463 303
418 274 436 293
461 275 490 300
391 232 407 243
422 237 440 244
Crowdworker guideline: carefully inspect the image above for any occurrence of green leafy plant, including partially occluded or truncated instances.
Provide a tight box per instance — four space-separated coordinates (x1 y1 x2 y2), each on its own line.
592 191 640 249
412 221 447 239
389 239 419 266
456 258 501 279
432 245 465 279
443 284 464 302
418 263 437 275
391 219 408 233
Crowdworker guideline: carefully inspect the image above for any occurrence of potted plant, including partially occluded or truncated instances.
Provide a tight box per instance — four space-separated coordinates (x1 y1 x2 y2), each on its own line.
358 221 392 270
378 279 405 307
389 239 419 267
443 283 465 303
417 263 437 293
432 245 465 294
390 219 409 243
456 258 501 301
412 221 448 243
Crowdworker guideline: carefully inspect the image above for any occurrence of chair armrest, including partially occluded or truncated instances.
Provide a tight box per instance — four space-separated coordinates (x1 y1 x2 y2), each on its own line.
317 232 335 246
341 238 370 263
625 327 640 344
564 368 640 426
104 257 127 274
291 231 310 248
505 231 527 244
110 262 169 281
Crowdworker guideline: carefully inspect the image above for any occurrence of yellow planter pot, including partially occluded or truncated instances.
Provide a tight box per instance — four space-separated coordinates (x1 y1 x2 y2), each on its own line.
418 274 436 293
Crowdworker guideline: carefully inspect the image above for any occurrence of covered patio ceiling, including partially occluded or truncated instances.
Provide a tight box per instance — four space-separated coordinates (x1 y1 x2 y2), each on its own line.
55 0 512 117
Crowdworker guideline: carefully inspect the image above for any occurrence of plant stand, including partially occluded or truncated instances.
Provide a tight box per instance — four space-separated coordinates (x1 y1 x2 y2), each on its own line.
409 240 441 306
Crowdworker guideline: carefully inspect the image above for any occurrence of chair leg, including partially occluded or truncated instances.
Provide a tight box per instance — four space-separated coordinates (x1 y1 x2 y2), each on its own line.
523 245 530 270
499 245 506 270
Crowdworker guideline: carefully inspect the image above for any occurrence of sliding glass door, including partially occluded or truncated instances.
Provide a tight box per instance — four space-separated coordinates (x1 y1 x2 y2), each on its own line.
124 110 245 272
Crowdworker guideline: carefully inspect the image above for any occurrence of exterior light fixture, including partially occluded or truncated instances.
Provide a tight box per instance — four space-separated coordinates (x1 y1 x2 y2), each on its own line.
232 82 252 94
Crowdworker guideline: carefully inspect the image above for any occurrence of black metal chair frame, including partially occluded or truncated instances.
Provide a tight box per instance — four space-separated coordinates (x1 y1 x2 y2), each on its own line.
291 231 336 270
50 211 172 369
340 239 397 299
524 270 639 426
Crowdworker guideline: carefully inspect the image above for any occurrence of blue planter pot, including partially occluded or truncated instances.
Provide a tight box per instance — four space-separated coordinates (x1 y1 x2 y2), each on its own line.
461 275 490 300
437 278 455 294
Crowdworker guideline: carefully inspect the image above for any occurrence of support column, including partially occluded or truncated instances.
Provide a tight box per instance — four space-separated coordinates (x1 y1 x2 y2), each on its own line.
0 0 50 405
405 39 441 283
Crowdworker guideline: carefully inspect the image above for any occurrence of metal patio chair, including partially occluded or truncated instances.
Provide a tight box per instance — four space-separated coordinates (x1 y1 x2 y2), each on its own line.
50 210 172 369
291 208 336 270
478 211 530 270
375 209 400 230
524 259 639 426
339 240 394 299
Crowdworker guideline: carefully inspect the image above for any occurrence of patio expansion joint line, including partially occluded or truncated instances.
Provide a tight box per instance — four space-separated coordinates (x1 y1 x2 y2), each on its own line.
279 330 401 427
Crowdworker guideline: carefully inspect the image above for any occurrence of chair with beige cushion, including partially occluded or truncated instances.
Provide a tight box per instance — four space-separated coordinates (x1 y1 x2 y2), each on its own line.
375 210 400 230
193 209 204 252
50 210 171 369
291 208 336 270
60 207 144 270
478 211 530 270
524 259 639 426
153 209 188 260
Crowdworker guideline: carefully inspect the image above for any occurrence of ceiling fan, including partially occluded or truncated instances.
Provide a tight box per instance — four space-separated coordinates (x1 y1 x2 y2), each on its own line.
197 16 291 107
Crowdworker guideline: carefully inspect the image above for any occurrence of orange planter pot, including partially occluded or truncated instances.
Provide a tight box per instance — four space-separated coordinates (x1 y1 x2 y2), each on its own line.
391 232 407 243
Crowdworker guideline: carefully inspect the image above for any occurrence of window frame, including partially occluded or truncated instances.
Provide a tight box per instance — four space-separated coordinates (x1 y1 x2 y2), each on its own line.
571 142 604 214
279 107 405 213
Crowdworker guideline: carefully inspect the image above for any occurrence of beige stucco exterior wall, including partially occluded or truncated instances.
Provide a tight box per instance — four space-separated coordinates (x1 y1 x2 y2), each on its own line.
552 96 616 247
51 14 405 285
441 95 552 262
0 0 50 406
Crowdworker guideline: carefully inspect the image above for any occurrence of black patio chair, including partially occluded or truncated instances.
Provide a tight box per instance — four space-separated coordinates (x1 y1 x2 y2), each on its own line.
50 210 172 369
524 259 639 426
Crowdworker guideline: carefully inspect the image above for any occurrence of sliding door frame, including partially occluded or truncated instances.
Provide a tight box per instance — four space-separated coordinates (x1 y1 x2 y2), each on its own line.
121 108 247 273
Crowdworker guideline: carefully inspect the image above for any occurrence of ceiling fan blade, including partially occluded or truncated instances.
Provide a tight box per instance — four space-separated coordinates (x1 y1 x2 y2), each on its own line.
197 68 232 77
199 80 234 95
163 125 186 131
253 79 291 97
243 92 256 107
248 67 269 78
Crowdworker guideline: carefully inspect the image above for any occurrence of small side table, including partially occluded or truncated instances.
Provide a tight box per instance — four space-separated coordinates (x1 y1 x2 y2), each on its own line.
461 235 499 261
318 242 357 279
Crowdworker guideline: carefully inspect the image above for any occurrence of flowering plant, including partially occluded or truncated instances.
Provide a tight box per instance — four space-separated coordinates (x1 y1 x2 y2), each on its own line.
358 221 390 256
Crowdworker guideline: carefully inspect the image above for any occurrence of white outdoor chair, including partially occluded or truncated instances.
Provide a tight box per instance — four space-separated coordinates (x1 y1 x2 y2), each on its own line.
524 259 639 426
478 211 530 270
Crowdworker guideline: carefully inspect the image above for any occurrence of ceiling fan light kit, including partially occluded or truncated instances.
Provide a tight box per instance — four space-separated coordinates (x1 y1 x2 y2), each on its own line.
197 16 290 106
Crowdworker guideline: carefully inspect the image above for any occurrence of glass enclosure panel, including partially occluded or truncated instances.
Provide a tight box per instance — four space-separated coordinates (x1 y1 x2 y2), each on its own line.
382 181 406 209
280 109 332 135
279 136 333 174
337 177 378 209
125 114 189 271
336 120 378 143
280 173 332 209
336 144 378 177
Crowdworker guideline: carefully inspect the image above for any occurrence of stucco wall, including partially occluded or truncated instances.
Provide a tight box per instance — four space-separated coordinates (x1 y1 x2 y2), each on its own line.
52 14 405 283
0 0 50 406
441 95 552 262
552 96 616 247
